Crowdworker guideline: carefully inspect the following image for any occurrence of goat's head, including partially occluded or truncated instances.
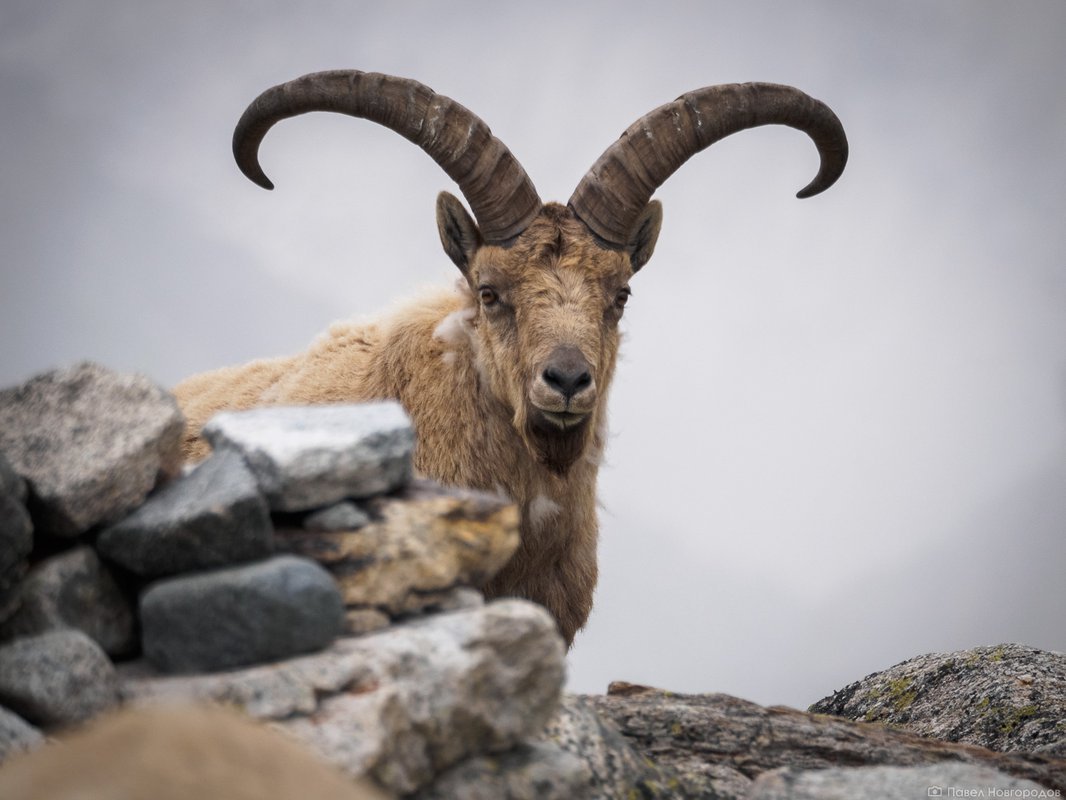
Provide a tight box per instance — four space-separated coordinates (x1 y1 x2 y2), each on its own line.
232 71 848 473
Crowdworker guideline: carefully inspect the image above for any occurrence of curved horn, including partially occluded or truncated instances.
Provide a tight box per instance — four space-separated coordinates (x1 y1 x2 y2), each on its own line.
569 82 848 247
233 70 542 243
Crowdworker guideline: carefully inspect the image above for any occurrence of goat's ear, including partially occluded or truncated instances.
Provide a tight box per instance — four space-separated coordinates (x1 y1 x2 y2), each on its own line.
436 192 482 274
627 200 663 273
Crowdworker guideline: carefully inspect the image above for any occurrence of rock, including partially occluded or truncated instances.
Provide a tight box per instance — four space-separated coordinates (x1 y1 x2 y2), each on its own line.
140 555 344 673
96 450 273 578
541 694 693 799
0 704 391 800
303 501 371 531
0 707 43 765
0 452 33 622
344 608 392 636
0 362 184 537
203 402 414 512
278 480 519 615
395 586 485 617
414 741 591 800
0 629 118 726
585 683 1066 797
749 763 1050 800
0 546 136 657
121 599 566 795
809 643 1066 754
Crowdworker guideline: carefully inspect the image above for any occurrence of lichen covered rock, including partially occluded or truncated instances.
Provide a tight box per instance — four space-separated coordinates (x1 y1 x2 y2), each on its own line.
809 644 1066 754
278 480 519 616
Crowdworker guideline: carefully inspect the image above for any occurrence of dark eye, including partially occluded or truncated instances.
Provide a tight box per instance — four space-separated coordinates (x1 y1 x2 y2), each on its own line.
479 286 499 306
615 287 631 309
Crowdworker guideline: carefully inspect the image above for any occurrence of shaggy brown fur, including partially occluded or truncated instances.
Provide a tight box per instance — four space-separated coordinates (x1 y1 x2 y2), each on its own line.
176 198 660 645
0 704 388 800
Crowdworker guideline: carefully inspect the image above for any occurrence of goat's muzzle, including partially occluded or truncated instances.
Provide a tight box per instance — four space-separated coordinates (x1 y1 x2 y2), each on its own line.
530 346 596 433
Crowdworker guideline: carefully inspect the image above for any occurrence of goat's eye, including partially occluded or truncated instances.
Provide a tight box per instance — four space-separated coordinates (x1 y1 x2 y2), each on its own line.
478 286 499 307
615 288 631 309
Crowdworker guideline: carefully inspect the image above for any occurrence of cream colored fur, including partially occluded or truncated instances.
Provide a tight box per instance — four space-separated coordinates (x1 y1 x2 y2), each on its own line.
0 704 388 800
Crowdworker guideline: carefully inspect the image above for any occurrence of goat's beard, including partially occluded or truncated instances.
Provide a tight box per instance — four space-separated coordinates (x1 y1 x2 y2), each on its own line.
524 409 593 475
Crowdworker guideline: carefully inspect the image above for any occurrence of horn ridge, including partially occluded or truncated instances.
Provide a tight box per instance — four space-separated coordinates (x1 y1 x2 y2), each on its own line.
568 82 849 247
232 70 542 243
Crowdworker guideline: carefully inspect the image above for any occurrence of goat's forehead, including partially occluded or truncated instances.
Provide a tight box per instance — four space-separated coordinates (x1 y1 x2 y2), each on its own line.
476 251 628 293
475 228 630 287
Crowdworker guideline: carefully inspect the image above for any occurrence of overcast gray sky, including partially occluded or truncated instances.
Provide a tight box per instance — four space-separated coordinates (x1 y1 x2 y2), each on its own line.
2 1 1064 707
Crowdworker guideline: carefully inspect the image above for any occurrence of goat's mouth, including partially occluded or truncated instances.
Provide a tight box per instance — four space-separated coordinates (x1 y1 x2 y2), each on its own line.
532 408 589 432
526 406 592 475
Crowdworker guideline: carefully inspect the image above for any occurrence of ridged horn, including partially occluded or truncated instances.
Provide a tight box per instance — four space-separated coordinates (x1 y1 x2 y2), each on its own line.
569 82 848 247
233 70 542 244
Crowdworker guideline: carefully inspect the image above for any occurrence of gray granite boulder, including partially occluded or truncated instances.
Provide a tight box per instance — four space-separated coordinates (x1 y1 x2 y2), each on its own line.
748 762 1049 800
203 402 414 511
121 599 566 795
140 555 344 673
0 452 33 622
0 629 118 726
96 449 272 577
0 362 184 537
0 707 43 765
0 546 135 656
810 644 1066 754
303 500 371 532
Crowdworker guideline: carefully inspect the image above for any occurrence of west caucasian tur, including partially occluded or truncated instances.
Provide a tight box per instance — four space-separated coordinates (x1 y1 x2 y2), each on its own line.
176 70 848 645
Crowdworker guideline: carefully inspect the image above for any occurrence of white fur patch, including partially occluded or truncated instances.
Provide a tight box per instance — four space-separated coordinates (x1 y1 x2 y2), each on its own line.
528 494 562 529
432 307 475 347
441 351 457 366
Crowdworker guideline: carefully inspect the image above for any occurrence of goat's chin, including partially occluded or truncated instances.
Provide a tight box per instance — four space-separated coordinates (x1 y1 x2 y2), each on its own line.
525 409 592 475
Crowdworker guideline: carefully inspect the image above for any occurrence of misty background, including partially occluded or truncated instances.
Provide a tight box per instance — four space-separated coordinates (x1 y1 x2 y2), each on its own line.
2 1 1063 707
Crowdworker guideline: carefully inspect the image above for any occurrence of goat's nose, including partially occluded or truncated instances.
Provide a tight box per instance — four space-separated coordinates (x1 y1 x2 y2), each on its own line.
542 348 593 400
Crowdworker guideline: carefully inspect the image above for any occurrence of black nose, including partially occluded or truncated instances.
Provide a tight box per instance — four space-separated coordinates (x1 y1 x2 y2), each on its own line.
542 348 592 400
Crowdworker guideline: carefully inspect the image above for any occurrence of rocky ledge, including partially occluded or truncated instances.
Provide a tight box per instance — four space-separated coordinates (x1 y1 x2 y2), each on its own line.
0 362 1063 799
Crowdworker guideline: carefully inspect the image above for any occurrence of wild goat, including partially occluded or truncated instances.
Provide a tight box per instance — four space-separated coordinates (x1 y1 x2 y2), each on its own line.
175 70 848 645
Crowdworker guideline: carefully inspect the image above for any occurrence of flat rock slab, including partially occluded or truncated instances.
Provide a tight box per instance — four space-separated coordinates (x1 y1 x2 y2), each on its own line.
121 599 566 795
586 682 1066 797
278 479 519 615
96 449 272 578
203 402 414 511
0 546 135 657
140 555 343 673
809 643 1066 755
0 629 118 726
749 763 1049 800
0 362 184 537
